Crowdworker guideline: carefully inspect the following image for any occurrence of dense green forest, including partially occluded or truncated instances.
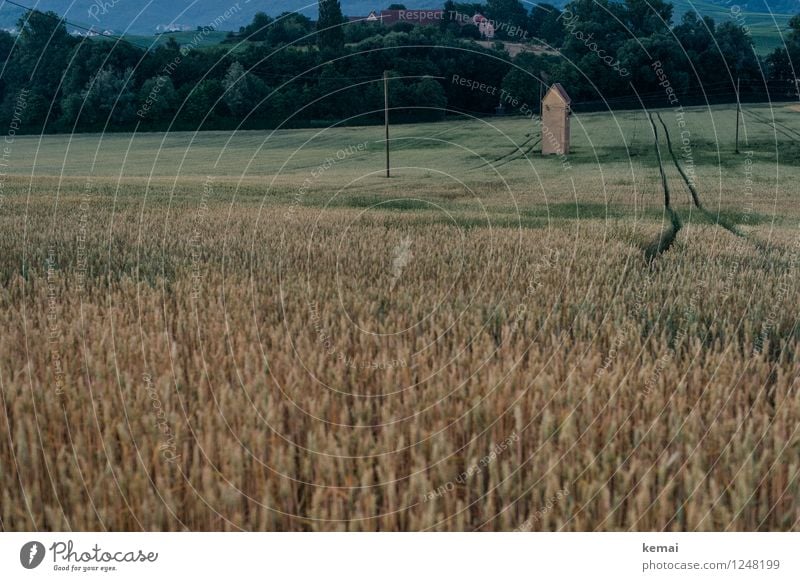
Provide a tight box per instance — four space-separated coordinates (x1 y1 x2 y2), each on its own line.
0 0 798 133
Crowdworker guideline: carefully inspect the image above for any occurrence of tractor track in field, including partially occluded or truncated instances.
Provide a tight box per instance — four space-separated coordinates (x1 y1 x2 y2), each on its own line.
650 112 781 261
745 109 800 141
655 112 703 209
655 112 744 239
486 138 542 170
473 133 539 169
644 112 682 263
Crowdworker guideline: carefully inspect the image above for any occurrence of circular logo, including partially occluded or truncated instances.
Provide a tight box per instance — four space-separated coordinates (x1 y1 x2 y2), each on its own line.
19 541 46 569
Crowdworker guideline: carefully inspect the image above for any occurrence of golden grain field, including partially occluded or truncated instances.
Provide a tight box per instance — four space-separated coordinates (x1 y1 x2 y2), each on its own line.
1 107 798 531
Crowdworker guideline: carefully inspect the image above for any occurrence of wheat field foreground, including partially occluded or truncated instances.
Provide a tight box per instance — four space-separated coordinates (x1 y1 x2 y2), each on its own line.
1 106 798 531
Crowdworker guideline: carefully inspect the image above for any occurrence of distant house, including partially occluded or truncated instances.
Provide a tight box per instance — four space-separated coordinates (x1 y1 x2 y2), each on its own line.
370 9 494 39
472 14 495 39
156 23 190 33
541 83 571 156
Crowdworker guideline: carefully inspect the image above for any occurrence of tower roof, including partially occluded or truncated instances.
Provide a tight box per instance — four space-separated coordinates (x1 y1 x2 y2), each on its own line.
547 83 571 104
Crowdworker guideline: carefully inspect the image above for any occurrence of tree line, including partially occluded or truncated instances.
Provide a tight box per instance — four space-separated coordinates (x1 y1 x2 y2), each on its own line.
0 0 798 134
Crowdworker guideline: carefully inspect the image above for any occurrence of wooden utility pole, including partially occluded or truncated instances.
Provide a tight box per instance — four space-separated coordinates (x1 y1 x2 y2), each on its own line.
735 77 741 154
384 71 390 178
539 81 544 116
539 70 547 117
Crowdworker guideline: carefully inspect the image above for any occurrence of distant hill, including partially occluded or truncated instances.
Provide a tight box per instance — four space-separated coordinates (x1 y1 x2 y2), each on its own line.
671 0 797 53
718 0 799 12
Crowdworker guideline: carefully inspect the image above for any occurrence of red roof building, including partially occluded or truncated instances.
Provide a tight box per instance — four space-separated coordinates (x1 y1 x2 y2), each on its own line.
471 14 495 39
348 8 494 39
